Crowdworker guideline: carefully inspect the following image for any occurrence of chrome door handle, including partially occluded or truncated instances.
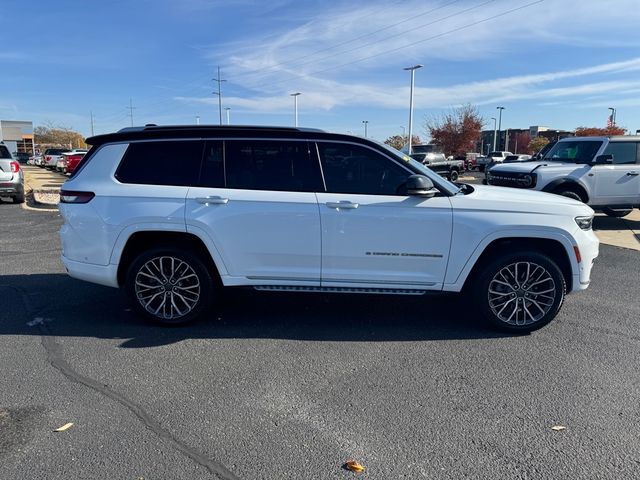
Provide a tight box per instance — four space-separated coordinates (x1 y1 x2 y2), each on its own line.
325 201 359 209
626 171 639 176
196 196 228 205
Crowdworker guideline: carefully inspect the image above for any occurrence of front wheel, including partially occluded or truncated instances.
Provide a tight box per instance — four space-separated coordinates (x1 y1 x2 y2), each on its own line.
603 207 632 218
449 169 459 182
555 189 583 202
474 252 566 333
125 248 214 325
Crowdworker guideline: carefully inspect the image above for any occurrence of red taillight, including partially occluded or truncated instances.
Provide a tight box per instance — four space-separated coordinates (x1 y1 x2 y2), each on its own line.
10 161 19 173
59 190 95 204
67 155 82 161
46 155 51 160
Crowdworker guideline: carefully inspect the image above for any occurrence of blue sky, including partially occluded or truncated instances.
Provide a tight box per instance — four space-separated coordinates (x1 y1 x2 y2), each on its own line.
1 0 640 141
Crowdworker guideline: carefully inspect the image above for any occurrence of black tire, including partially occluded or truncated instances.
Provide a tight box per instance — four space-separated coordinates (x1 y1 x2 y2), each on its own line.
125 247 215 325
603 207 632 218
479 165 485 172
12 194 25 204
474 251 566 333
555 189 583 202
449 170 459 182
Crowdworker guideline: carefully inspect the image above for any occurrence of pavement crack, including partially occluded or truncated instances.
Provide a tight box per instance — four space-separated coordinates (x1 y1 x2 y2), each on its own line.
37 323 240 480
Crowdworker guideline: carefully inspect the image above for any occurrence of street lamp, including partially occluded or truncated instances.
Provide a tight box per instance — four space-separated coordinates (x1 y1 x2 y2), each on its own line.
225 107 231 125
491 117 497 151
195 115 200 125
496 106 505 150
404 64 423 155
608 107 616 126
362 120 369 138
291 92 301 127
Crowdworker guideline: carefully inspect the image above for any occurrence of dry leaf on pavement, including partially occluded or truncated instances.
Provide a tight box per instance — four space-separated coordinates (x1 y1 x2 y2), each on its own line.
344 460 365 473
54 422 74 432
551 425 566 431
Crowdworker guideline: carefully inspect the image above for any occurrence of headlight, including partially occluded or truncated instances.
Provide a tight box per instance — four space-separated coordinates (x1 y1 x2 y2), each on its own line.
575 215 593 230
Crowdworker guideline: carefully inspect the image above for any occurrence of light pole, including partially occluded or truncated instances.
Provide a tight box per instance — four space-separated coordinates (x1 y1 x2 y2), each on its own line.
195 115 200 125
608 107 616 126
491 117 497 151
404 64 423 155
291 92 301 127
225 107 231 125
362 120 369 138
212 66 226 126
496 106 505 150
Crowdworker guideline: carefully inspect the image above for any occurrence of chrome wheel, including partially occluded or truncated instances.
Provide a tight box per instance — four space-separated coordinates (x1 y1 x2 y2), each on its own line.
134 256 201 320
487 261 556 326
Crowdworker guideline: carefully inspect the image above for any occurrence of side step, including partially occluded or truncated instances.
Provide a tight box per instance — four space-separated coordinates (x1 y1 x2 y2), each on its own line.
254 285 426 295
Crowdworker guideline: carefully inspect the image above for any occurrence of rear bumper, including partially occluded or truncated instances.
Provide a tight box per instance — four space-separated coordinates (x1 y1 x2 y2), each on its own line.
0 181 24 196
62 255 119 288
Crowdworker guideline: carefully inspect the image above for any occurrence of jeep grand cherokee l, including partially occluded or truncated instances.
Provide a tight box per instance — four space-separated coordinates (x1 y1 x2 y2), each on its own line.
59 125 599 332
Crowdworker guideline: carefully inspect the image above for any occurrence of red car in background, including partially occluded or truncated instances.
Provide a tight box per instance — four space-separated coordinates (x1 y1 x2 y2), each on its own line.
59 150 87 174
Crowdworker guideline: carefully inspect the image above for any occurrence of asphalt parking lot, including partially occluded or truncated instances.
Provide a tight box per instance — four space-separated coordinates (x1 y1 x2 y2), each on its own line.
1 191 640 479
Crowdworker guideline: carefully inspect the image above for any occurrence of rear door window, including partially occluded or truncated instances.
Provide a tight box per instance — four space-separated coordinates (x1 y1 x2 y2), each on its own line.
116 140 204 186
224 140 322 192
198 140 225 188
603 142 639 165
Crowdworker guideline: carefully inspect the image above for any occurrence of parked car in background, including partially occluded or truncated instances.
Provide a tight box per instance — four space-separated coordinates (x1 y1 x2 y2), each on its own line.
42 148 70 169
486 136 640 217
0 142 25 203
13 152 30 164
477 151 513 171
59 150 88 174
503 154 532 163
410 152 465 182
59 125 599 332
465 152 482 170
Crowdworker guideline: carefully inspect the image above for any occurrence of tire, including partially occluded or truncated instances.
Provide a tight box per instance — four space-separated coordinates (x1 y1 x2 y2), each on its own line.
479 166 485 172
603 207 632 218
555 189 583 202
125 247 215 325
12 194 25 204
449 170 459 182
474 251 566 333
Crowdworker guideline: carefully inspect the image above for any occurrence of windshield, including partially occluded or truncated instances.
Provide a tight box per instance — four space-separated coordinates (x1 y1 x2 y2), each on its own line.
488 151 504 157
543 140 603 163
411 144 441 154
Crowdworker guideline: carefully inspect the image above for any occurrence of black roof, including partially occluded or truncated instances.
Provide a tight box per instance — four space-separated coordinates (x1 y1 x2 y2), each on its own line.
86 124 336 146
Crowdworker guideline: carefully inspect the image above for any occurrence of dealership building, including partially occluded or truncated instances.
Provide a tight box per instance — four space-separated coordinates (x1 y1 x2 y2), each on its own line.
0 120 34 155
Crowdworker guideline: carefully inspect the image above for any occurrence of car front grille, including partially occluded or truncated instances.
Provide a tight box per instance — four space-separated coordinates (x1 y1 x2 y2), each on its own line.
486 171 536 188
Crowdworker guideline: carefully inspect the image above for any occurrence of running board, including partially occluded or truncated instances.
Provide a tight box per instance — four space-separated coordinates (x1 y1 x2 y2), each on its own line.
254 285 426 295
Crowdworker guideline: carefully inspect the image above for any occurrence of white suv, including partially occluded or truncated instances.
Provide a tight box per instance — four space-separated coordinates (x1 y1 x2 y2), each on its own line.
487 136 640 217
59 126 599 332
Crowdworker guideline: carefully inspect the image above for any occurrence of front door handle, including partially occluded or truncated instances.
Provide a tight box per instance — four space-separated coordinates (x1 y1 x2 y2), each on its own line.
626 171 639 176
325 201 359 209
196 196 228 205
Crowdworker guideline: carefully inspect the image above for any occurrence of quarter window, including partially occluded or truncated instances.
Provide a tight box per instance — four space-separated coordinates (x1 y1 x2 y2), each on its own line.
603 142 639 165
224 140 322 192
317 142 410 195
116 140 203 186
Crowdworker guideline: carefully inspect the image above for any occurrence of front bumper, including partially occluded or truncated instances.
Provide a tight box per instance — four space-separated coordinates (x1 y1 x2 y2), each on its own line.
572 227 599 292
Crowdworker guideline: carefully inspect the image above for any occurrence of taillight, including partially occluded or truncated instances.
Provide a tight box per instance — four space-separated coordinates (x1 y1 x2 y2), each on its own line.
59 190 95 204
10 161 19 173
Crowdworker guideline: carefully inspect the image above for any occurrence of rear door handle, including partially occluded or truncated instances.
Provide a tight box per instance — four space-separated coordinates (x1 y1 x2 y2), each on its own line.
626 171 639 176
196 196 228 205
325 201 359 209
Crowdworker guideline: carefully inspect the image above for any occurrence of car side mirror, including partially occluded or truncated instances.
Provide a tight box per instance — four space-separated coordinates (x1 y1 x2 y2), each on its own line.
594 154 613 164
406 175 438 198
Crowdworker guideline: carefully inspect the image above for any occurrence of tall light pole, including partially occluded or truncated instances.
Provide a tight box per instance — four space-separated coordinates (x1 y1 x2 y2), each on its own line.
291 92 301 127
213 66 226 126
362 120 369 138
608 107 616 126
491 117 497 151
404 64 423 155
225 107 231 125
496 106 505 150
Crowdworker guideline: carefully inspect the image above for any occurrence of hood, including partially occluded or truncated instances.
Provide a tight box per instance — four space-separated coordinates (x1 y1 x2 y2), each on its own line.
489 160 580 174
459 184 593 216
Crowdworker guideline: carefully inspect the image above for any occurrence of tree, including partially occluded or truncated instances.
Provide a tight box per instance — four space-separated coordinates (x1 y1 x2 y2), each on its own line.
384 134 421 151
513 132 531 154
528 136 549 155
425 104 483 156
575 126 626 136
34 123 86 149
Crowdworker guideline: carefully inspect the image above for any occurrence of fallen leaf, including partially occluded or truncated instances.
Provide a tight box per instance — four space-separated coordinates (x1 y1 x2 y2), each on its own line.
54 422 74 432
551 425 566 431
344 460 365 473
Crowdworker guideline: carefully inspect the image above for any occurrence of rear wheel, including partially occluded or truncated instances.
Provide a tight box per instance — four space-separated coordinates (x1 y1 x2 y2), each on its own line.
474 251 566 333
603 207 632 218
125 248 214 325
12 194 25 204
